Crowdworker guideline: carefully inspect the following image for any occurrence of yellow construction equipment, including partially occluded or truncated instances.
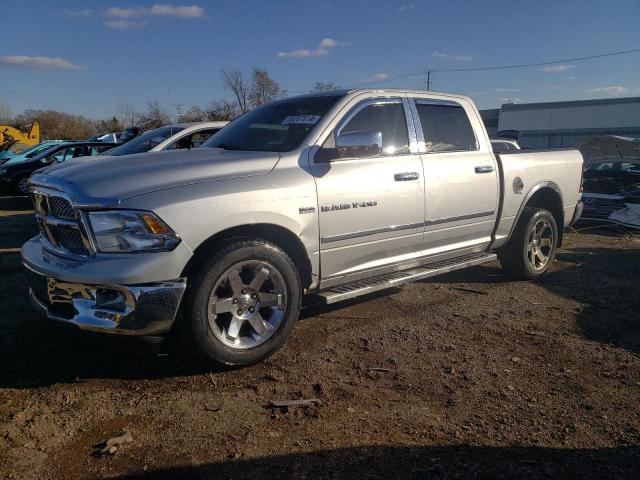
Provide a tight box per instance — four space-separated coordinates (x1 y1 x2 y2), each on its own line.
0 123 40 151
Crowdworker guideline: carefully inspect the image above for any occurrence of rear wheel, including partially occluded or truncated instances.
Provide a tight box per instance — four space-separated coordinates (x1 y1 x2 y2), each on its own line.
498 207 558 280
180 238 302 366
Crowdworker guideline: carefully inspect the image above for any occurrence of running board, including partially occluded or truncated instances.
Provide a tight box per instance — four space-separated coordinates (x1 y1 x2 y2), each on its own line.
317 252 497 304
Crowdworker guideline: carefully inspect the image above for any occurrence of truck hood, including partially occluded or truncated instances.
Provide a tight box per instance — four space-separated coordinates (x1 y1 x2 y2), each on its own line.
29 148 280 206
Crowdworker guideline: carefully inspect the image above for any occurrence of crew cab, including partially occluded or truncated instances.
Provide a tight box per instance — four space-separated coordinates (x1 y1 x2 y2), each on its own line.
22 89 584 366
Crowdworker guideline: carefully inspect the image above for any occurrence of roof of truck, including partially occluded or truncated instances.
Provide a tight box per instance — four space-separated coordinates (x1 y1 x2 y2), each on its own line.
291 88 471 102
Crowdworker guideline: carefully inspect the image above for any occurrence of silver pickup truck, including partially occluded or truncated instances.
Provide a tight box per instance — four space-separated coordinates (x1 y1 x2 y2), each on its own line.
23 89 584 366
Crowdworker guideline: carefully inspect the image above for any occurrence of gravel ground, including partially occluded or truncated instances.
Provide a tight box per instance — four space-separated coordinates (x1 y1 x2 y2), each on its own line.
1 195 639 479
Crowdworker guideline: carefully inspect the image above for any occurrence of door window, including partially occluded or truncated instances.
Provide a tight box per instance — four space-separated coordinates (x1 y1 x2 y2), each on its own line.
164 129 221 150
415 102 478 153
339 102 410 156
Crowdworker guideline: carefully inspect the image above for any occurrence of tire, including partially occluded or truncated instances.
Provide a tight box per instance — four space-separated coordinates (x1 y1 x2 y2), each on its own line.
180 238 302 367
498 207 558 280
15 175 30 195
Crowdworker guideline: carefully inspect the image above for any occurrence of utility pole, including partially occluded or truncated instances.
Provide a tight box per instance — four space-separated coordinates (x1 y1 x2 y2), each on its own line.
175 103 184 122
425 69 433 90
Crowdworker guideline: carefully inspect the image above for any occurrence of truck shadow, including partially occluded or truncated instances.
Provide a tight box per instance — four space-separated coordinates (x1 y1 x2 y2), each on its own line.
430 245 640 356
108 444 639 480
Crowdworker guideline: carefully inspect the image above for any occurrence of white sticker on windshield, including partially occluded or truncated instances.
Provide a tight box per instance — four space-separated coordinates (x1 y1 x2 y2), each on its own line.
282 115 321 125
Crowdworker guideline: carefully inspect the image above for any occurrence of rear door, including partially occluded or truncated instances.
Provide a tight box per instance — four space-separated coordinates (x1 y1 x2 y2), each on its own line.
410 97 499 256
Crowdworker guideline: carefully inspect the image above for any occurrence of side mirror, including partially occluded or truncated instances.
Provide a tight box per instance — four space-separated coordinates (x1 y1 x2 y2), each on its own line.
336 130 382 158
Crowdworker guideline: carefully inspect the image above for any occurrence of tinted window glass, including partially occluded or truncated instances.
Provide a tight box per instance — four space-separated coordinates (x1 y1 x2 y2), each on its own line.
202 95 342 152
104 126 185 156
416 102 477 153
340 102 410 156
164 129 221 150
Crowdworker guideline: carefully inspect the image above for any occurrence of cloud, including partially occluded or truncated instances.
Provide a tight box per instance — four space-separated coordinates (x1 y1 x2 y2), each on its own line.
538 85 562 90
399 4 415 11
360 73 390 83
543 64 573 72
562 76 576 81
0 55 84 70
587 86 628 94
65 4 205 29
105 7 140 18
278 38 346 59
431 51 473 62
494 88 521 92
149 4 204 17
103 19 148 30
63 9 94 17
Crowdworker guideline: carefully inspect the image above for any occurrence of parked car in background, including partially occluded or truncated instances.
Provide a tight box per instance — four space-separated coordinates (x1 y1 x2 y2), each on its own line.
580 158 640 229
23 89 583 367
491 137 521 152
0 141 117 193
0 141 62 164
101 122 228 157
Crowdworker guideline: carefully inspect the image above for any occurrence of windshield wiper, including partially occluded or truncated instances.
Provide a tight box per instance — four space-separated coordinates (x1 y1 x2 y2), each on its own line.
215 143 242 151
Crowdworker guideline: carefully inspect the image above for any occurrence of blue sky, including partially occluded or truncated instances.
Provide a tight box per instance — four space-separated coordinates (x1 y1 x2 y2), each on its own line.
1 0 639 119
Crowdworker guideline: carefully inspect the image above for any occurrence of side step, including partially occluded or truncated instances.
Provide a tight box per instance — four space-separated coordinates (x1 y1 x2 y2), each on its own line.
317 252 497 304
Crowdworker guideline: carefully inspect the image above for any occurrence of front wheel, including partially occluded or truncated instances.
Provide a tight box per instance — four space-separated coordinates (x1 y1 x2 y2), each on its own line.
180 238 302 367
16 175 30 195
498 207 558 280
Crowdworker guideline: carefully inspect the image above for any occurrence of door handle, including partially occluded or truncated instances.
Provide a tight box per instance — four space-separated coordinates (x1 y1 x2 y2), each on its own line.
474 165 494 174
394 172 420 181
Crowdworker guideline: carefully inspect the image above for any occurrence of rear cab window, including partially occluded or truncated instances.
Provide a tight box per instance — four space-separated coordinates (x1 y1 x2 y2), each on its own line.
412 99 478 153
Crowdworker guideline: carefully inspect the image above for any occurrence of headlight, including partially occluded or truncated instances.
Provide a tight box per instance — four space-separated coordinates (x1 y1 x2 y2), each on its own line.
88 210 180 253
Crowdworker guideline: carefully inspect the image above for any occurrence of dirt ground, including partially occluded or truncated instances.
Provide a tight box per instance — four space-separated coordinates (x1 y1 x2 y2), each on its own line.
1 194 639 479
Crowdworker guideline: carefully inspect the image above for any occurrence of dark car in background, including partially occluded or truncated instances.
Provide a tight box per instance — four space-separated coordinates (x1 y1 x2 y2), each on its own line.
0 141 117 194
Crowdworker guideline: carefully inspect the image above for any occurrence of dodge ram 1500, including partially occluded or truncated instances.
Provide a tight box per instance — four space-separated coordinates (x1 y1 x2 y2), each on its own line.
23 89 584 366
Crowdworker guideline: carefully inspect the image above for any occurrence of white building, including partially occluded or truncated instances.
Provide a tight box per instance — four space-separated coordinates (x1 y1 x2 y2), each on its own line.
483 97 640 149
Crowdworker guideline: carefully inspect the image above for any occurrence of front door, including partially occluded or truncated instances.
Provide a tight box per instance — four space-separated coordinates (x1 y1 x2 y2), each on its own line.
311 98 426 285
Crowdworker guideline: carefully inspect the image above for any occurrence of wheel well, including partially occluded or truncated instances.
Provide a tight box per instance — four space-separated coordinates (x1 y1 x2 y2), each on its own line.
181 224 313 290
524 187 564 246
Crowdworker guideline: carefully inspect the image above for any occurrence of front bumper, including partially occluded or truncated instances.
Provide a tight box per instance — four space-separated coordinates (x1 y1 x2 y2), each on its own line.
22 235 188 336
25 264 186 336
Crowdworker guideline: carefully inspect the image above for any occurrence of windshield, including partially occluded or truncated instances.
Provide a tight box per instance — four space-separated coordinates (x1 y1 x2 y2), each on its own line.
102 126 185 156
202 95 342 152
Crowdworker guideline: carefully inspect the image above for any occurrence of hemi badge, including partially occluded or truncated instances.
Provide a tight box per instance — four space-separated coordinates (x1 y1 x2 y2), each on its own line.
299 207 316 214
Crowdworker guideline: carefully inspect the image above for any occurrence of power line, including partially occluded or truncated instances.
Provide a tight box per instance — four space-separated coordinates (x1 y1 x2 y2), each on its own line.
362 47 640 86
433 48 640 73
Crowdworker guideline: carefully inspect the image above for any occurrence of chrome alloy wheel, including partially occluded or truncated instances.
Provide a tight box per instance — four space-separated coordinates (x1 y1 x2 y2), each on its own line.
527 219 554 270
207 260 287 349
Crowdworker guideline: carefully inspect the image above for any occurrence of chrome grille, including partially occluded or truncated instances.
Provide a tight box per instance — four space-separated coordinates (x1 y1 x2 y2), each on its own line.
45 196 76 220
31 189 90 256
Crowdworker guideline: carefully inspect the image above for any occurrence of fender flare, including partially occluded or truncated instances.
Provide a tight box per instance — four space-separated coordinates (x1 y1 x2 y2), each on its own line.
506 181 564 242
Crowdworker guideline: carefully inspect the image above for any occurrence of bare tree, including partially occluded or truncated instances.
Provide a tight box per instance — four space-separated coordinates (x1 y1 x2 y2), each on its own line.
0 102 11 123
136 101 169 130
310 81 341 93
181 106 208 123
115 102 137 128
204 99 238 121
249 67 285 107
222 68 249 114
15 110 98 140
